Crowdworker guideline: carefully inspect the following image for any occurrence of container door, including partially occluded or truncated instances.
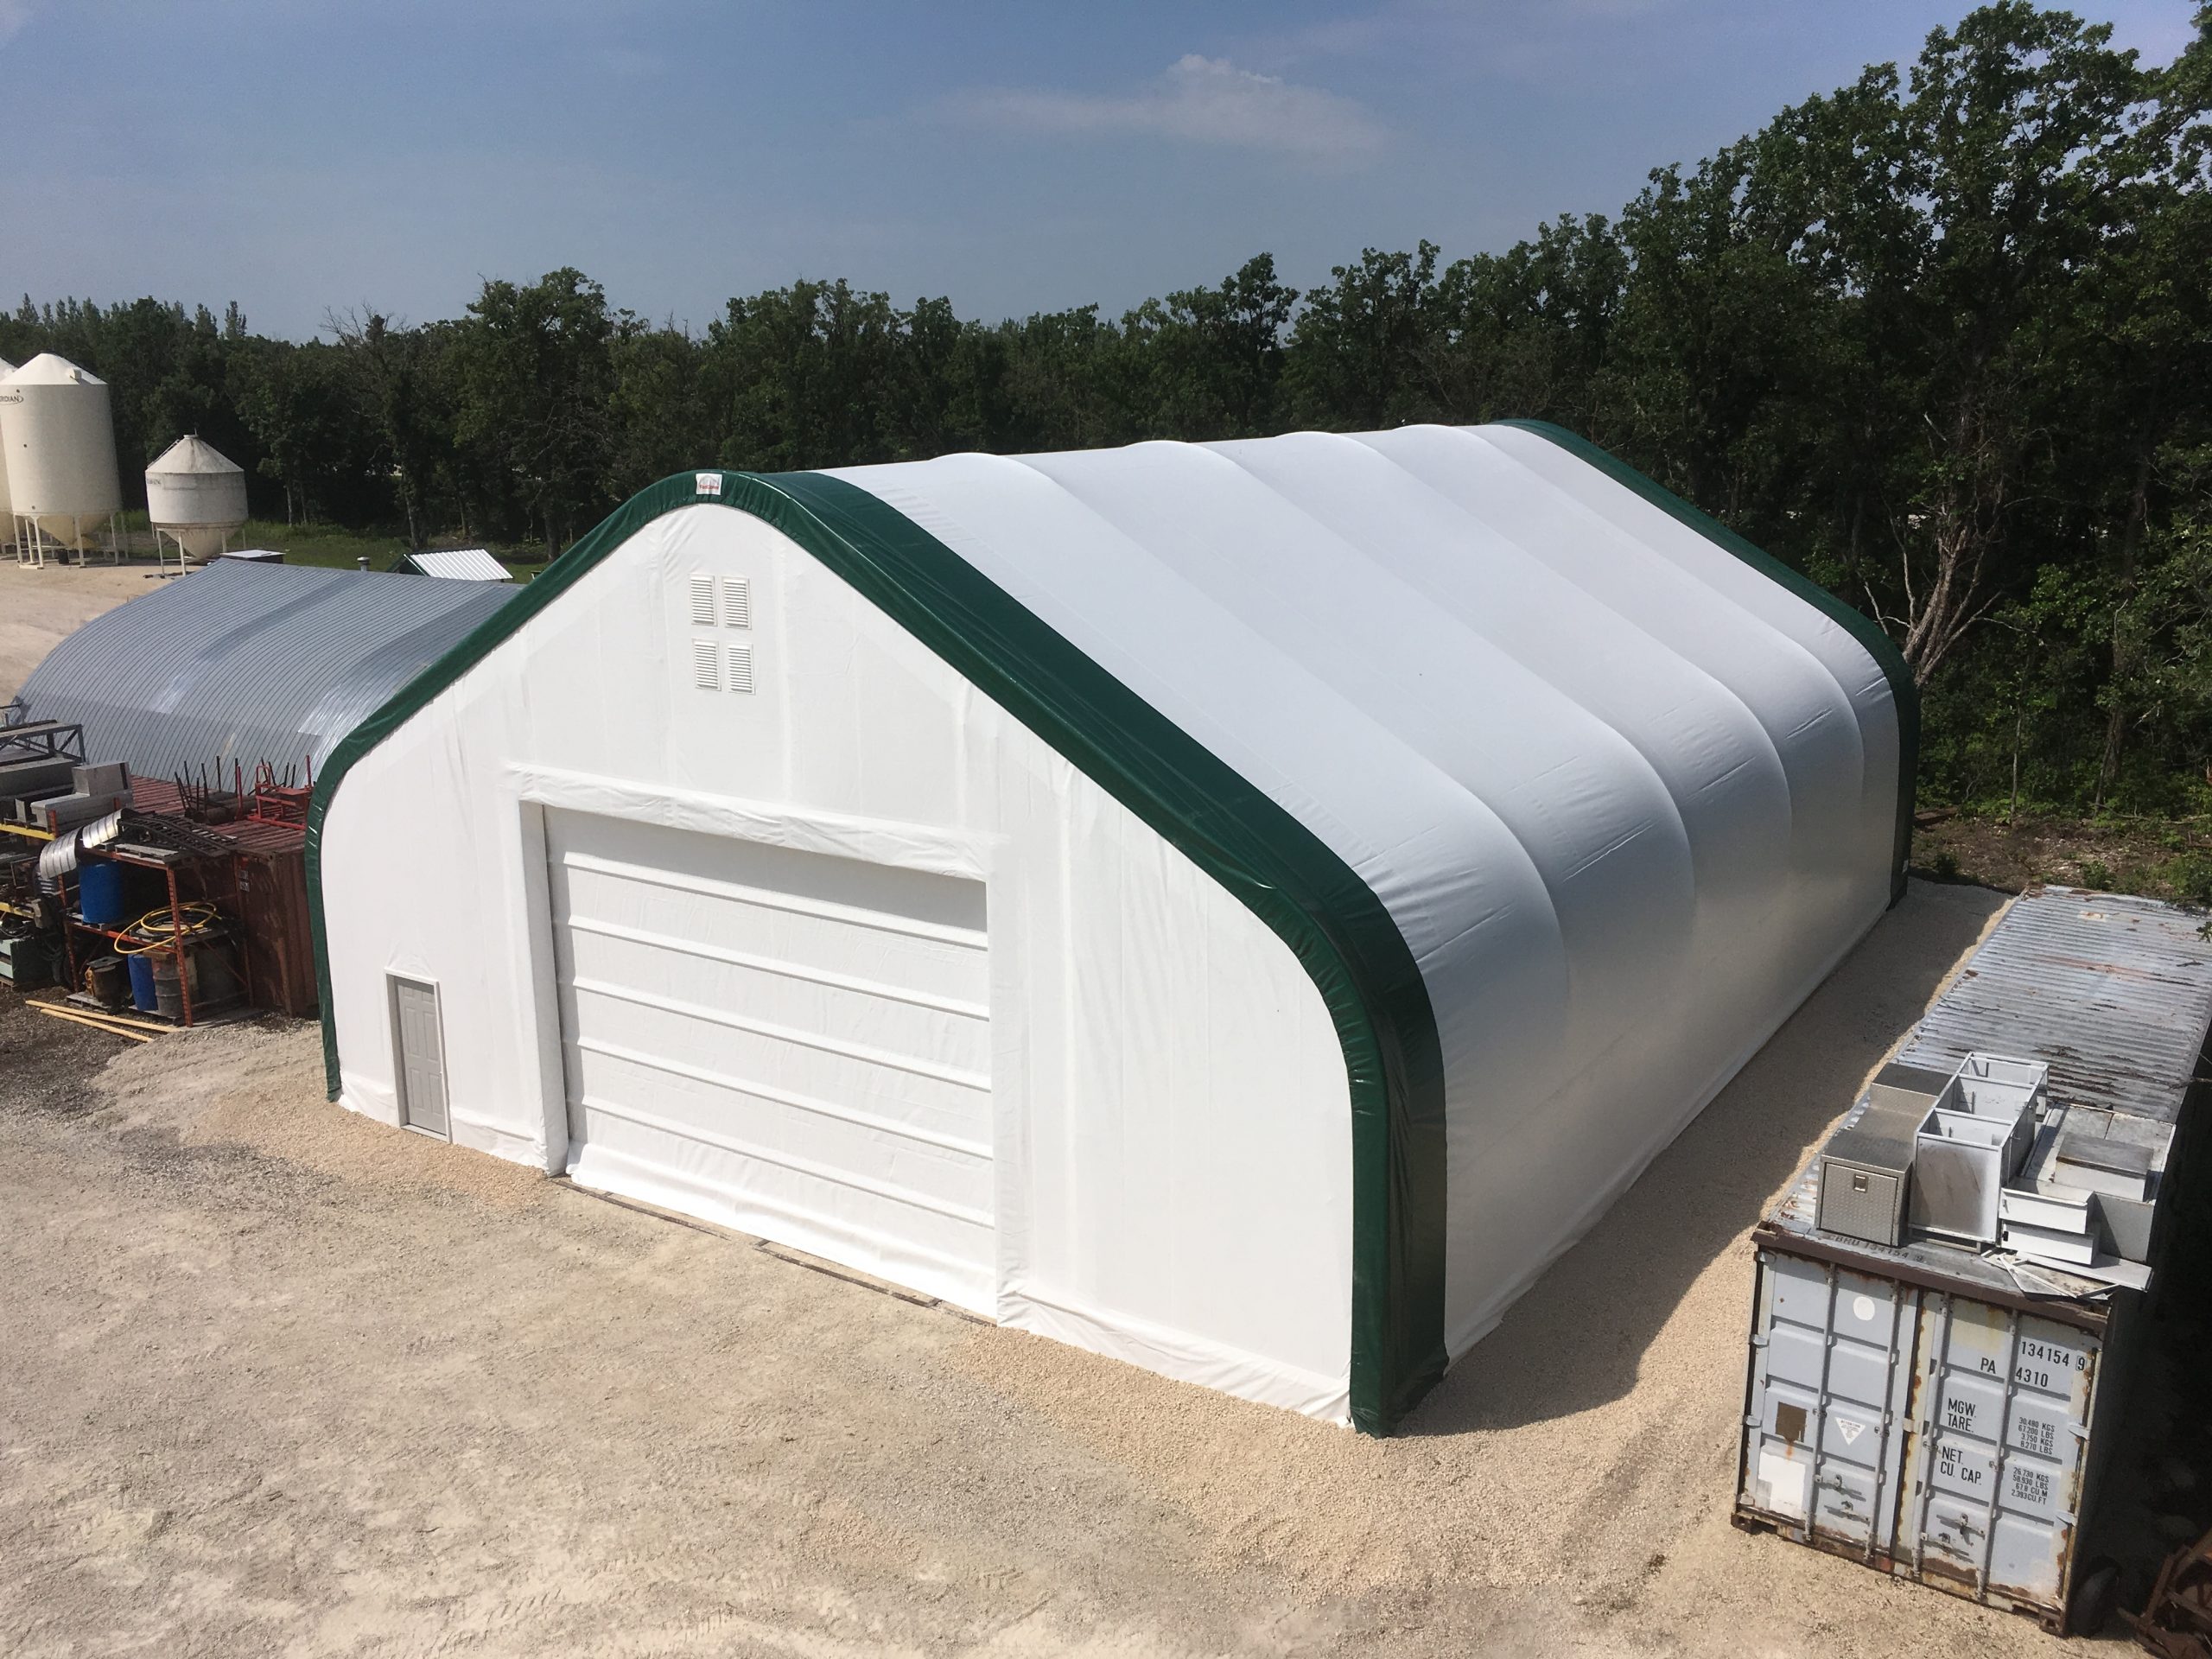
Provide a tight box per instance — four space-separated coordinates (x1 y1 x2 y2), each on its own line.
1904 1297 2098 1614
1743 1251 1916 1554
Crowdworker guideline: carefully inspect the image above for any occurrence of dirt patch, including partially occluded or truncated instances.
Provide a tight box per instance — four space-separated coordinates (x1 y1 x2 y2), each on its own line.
1914 809 2212 905
88 1017 549 1210
0 558 159 702
0 982 142 1112
0 882 2156 1656
951 882 2017 1614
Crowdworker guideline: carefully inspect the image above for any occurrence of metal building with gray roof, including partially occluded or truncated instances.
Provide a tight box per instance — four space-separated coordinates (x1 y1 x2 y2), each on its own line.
16 562 518 786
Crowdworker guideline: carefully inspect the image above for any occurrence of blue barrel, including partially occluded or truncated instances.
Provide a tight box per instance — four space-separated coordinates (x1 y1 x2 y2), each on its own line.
80 862 129 927
127 953 158 1012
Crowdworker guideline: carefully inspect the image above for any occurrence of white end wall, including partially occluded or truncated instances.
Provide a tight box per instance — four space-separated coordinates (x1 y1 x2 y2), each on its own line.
319 505 1356 1419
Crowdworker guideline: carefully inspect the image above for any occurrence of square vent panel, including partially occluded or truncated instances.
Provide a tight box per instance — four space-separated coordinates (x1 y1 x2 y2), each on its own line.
689 575 716 628
692 639 721 690
722 576 752 630
727 644 756 694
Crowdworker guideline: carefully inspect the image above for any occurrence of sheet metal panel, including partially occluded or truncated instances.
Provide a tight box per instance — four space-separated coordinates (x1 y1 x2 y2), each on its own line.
399 548 510 582
15 562 516 785
1899 887 2212 1123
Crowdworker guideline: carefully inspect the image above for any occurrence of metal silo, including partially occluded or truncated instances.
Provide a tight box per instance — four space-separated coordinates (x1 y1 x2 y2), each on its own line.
1 353 124 563
146 435 250 563
0 356 12 548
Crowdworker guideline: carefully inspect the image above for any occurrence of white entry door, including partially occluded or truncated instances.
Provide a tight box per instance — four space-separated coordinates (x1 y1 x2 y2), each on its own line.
545 810 995 1313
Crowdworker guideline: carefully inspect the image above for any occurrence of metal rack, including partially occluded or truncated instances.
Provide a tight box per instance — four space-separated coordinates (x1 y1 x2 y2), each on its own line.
0 716 87 768
55 840 251 1027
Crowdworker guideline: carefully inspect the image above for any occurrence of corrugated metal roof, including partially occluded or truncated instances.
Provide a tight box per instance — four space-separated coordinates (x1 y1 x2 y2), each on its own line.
1898 886 2212 1122
397 548 510 582
15 561 517 785
1764 883 2212 1306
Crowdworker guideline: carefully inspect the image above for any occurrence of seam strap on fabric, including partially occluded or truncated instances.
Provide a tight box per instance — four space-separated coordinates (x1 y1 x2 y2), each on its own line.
1498 420 1919 906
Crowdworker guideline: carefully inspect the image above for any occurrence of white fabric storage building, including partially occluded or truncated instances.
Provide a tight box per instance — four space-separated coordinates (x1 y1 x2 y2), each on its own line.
309 423 1915 1433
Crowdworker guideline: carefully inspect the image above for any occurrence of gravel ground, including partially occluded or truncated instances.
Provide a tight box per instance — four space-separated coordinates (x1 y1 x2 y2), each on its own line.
0 880 2183 1656
0 558 160 703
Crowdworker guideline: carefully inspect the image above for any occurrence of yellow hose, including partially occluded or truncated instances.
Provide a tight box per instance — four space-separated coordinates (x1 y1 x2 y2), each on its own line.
112 900 220 955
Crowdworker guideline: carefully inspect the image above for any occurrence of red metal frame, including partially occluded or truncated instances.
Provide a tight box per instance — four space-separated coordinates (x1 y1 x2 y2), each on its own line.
59 846 253 1027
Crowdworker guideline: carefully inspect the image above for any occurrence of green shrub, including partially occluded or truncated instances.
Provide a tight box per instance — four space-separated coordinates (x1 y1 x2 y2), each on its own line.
1930 849 1961 880
2079 858 2113 891
2164 853 2212 907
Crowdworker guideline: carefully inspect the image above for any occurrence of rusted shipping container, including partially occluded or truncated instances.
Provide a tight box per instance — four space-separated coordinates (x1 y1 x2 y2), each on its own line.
1741 1238 2128 1629
231 835 315 1016
1733 887 2212 1634
122 778 318 1016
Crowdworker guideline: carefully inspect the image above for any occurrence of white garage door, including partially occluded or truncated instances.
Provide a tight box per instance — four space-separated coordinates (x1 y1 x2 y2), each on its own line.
546 810 995 1313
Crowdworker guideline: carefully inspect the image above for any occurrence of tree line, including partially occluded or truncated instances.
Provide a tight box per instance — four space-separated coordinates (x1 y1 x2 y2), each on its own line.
4 2 2210 817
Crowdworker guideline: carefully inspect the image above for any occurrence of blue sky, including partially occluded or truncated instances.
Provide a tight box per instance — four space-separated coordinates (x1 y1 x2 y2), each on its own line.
2 1 2197 340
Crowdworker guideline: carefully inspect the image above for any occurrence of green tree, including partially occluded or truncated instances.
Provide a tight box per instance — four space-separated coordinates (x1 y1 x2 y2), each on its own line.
1281 241 1446 429
1119 254 1300 441
1770 5 2153 683
327 308 457 549
231 339 380 525
450 268 618 553
1431 215 1627 431
702 278 906 471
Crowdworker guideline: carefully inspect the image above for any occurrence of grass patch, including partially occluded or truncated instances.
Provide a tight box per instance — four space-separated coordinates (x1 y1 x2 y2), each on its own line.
231 521 548 582
1912 809 2212 906
228 519 410 572
115 512 545 582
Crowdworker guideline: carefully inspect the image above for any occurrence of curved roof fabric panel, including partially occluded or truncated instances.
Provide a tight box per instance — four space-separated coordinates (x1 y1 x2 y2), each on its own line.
826 425 1908 1358
20 561 518 784
308 424 1911 1433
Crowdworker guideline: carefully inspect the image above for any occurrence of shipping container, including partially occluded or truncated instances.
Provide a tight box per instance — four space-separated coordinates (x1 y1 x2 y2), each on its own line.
1734 887 2212 1634
1740 1240 2125 1629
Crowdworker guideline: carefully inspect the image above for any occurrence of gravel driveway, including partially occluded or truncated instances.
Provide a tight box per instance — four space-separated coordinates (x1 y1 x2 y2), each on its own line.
3 880 2177 1656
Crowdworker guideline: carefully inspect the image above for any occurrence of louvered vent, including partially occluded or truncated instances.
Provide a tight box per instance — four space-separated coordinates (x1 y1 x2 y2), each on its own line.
727 644 756 695
692 639 721 690
689 575 716 627
722 575 752 630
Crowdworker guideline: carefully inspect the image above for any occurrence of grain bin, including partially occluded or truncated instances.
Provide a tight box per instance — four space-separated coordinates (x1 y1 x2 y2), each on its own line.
0 353 123 557
0 355 13 545
1734 887 2212 1635
146 435 249 563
